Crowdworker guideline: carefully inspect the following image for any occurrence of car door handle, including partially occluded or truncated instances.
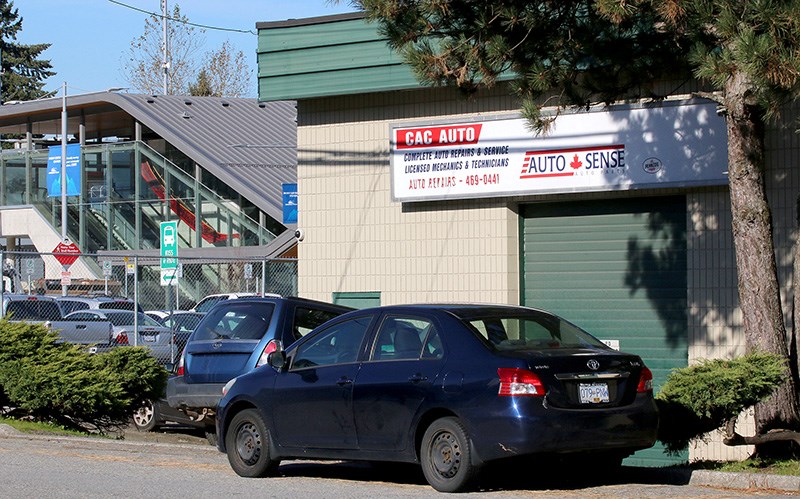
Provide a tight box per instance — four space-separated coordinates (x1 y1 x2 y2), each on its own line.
408 373 428 383
336 377 354 386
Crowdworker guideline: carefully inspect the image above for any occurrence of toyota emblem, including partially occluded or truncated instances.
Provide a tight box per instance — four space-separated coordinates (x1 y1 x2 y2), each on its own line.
587 359 600 370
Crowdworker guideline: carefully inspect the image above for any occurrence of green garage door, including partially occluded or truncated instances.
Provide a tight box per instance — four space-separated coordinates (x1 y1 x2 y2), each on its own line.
521 196 688 466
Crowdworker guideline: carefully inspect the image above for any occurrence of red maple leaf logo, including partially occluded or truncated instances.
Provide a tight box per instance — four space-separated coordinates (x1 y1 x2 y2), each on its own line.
570 154 582 169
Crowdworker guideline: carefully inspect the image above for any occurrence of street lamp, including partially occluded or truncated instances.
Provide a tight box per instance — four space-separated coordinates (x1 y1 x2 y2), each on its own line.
61 82 68 296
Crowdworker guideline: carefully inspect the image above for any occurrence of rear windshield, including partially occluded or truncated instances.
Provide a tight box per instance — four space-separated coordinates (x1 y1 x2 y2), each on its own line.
461 310 607 351
193 302 274 341
98 301 136 311
104 311 161 327
5 300 63 321
194 296 227 313
59 300 89 314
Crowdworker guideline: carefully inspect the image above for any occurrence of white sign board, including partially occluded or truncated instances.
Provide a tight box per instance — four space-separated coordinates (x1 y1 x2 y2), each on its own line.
391 100 728 202
160 268 178 286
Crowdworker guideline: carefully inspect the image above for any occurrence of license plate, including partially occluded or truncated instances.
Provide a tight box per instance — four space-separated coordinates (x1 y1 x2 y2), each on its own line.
579 383 609 404
143 335 156 343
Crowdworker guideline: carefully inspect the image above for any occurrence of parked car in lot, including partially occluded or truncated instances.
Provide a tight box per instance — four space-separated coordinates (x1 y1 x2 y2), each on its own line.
64 309 176 364
145 310 169 322
166 296 353 431
54 295 142 314
2 293 63 321
190 292 261 313
159 311 205 354
216 304 659 492
2 293 115 348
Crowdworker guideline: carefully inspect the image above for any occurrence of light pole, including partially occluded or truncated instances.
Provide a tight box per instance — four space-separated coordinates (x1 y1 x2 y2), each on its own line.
61 82 68 297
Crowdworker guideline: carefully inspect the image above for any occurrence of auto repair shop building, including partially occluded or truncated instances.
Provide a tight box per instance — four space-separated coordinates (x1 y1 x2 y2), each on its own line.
257 12 800 464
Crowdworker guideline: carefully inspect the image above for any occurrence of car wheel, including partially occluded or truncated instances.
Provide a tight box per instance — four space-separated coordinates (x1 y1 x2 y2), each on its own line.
225 408 280 477
420 417 477 492
132 400 159 432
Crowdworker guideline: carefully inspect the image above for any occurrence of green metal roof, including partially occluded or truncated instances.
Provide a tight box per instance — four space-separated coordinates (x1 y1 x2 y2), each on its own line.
257 12 421 101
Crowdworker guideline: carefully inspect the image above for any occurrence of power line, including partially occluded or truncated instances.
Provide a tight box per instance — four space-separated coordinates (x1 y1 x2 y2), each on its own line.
107 0 257 35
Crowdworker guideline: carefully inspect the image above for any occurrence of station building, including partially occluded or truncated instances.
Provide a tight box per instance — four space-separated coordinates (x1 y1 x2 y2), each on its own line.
0 92 298 284
257 12 800 464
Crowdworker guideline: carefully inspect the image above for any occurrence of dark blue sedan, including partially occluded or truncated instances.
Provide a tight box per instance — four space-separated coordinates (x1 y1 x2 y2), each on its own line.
216 304 658 492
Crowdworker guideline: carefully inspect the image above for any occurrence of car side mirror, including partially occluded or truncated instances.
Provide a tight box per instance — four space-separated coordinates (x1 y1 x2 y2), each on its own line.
267 350 287 370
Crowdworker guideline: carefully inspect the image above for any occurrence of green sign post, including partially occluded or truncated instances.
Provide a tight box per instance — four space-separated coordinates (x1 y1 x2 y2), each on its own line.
160 221 178 286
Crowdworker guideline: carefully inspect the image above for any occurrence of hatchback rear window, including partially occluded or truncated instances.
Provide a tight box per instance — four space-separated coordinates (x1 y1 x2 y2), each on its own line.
5 301 62 321
194 303 275 341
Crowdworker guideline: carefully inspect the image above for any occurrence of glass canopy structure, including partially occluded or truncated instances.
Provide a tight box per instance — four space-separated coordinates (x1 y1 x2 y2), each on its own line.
0 92 297 257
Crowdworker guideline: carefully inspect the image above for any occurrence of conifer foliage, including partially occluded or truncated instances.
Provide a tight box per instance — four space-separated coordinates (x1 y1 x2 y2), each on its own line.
0 319 167 434
0 0 54 102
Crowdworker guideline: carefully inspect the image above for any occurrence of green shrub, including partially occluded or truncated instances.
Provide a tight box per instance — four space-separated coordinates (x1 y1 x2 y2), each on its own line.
0 318 167 433
656 352 786 452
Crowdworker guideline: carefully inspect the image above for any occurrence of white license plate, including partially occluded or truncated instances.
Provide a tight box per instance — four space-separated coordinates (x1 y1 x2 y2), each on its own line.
579 383 609 403
142 335 157 343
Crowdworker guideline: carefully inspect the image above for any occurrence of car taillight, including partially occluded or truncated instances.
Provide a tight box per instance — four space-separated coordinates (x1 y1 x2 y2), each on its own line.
115 333 129 345
637 366 654 393
175 353 185 376
498 368 544 397
255 339 281 368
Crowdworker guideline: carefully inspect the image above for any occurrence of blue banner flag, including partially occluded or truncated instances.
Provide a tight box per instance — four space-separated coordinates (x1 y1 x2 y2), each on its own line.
47 144 81 197
283 183 298 224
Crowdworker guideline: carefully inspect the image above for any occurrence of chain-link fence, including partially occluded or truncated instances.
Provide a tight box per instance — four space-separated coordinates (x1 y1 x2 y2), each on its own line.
0 249 297 365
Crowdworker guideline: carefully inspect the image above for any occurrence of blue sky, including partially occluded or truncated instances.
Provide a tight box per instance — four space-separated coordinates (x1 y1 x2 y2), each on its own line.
16 0 357 97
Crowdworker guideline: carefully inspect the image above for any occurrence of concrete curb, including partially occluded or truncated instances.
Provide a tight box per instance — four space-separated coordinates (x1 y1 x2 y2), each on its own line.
688 469 800 492
0 423 217 453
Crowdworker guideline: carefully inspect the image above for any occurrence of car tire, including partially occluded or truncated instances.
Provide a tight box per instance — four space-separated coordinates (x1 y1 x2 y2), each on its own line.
420 417 477 493
226 408 280 477
132 400 160 432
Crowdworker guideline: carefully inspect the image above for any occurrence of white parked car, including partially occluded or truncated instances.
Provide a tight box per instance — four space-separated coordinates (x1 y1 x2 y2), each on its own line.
191 293 262 313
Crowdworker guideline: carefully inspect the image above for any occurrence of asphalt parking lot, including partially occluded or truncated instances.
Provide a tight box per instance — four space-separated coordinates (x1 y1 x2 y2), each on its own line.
2 423 798 496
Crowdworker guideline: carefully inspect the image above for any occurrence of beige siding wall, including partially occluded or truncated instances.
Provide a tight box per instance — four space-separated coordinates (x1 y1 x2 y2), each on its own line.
295 86 800 464
297 87 522 305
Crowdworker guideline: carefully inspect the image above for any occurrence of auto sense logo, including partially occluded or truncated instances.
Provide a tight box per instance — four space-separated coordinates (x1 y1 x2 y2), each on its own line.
520 144 626 180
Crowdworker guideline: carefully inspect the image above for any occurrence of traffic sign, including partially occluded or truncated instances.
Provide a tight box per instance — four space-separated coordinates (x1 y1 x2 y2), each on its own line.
160 221 178 270
53 240 81 266
160 221 179 286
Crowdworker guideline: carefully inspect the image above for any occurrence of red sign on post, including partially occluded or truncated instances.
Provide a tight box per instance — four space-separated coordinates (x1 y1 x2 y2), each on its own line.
53 241 81 266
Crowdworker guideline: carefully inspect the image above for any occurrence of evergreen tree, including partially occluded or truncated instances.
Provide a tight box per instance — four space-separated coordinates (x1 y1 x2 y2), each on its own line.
0 0 55 102
356 0 800 448
188 68 214 96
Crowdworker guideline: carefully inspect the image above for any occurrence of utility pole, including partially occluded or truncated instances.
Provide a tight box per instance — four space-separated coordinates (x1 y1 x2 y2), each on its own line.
161 0 169 94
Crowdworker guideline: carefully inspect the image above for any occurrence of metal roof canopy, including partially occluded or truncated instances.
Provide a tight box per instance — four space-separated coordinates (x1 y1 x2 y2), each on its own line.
0 92 297 226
